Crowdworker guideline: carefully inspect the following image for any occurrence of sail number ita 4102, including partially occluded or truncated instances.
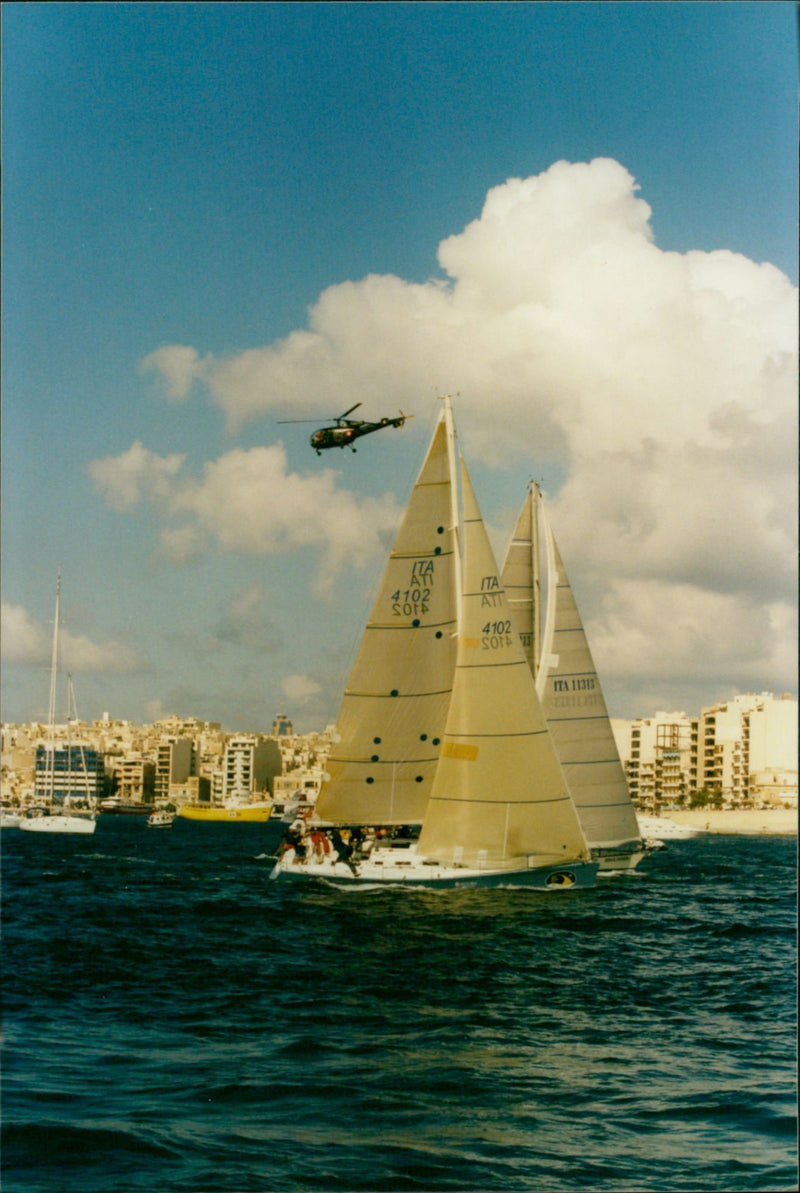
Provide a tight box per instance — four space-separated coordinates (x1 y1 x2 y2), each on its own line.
391 588 431 616
482 620 513 649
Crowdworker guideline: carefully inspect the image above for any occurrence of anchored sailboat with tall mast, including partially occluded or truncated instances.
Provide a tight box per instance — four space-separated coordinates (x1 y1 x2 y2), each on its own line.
20 576 97 835
502 483 644 871
273 400 597 888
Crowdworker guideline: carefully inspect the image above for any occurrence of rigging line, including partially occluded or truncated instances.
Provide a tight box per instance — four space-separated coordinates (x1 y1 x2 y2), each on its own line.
547 714 608 722
345 687 453 699
442 728 548 739
389 546 456 559
365 620 457 632
547 670 600 678
426 794 573 806
576 800 637 808
455 659 530 672
332 755 440 766
462 589 508 599
559 757 621 766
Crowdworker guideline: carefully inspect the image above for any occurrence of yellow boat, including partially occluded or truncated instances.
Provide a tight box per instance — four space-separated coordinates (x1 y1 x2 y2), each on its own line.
178 801 274 823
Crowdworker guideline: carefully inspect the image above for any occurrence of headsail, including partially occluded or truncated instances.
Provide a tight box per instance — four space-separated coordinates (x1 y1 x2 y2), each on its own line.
418 460 591 870
502 484 642 852
315 402 460 825
503 484 542 679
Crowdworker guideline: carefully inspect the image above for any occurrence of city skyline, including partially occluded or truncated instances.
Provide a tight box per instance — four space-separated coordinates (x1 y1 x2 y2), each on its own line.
2 2 797 732
4 692 795 814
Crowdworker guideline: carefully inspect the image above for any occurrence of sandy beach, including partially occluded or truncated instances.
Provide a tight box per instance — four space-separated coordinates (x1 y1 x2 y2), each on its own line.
666 808 797 835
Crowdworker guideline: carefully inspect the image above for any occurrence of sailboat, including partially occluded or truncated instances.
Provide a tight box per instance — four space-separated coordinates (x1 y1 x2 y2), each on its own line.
20 577 97 835
501 483 645 871
272 400 597 888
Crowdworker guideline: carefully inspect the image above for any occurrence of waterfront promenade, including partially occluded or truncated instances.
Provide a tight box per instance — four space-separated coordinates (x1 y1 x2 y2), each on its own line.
665 807 797 835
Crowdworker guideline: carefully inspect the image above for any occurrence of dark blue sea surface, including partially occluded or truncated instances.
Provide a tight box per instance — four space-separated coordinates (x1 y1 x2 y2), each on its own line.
2 820 796 1193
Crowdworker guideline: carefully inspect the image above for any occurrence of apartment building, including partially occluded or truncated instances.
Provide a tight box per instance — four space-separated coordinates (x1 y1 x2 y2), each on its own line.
115 755 156 804
34 744 104 803
615 693 797 808
155 736 196 802
613 711 693 809
222 735 281 800
169 774 212 806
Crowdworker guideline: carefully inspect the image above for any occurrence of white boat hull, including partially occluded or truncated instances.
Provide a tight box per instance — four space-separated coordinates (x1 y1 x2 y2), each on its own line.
272 844 598 889
636 815 703 839
19 814 96 835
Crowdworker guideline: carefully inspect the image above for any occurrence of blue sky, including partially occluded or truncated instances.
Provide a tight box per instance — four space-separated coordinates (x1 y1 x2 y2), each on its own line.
2 1 797 731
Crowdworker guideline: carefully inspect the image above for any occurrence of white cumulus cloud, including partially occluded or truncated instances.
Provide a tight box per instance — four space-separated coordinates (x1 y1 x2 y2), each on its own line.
1 602 48 663
586 579 797 715
88 440 186 511
281 674 323 705
97 157 797 707
0 601 140 673
90 441 403 593
140 345 210 400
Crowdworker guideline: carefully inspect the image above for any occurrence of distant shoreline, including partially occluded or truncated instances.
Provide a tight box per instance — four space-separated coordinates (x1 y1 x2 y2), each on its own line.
662 808 797 836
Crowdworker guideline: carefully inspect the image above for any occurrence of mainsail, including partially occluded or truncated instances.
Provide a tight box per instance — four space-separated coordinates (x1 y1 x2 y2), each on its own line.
315 402 460 826
502 484 642 852
418 461 591 870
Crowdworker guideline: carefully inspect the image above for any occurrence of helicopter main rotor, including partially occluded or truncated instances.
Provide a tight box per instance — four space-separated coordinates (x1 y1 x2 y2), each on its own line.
277 402 363 426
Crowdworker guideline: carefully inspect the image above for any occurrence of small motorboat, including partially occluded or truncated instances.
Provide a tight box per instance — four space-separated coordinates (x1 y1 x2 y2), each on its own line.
147 809 176 829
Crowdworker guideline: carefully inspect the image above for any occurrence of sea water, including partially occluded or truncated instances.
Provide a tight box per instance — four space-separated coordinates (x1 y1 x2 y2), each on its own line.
2 820 796 1193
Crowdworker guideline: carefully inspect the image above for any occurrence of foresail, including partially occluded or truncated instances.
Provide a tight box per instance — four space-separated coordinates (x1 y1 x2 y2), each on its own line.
418 461 590 870
543 535 642 848
501 485 641 850
315 406 459 825
501 486 539 674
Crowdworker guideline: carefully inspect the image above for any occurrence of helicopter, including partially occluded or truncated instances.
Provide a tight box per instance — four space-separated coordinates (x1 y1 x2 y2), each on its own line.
278 403 412 455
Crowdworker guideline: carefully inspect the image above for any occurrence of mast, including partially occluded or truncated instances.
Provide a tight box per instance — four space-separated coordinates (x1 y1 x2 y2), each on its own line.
536 493 559 701
46 575 61 804
440 395 462 638
530 483 541 680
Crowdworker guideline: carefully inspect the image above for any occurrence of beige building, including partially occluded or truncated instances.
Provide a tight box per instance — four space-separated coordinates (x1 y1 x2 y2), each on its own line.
155 736 196 802
748 695 797 775
116 754 155 804
169 774 212 806
222 735 281 800
613 712 693 809
614 693 797 808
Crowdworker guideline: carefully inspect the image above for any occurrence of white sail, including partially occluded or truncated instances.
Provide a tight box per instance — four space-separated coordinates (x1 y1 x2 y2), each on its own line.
275 405 597 888
315 402 460 826
502 485 642 857
502 485 541 674
418 460 591 871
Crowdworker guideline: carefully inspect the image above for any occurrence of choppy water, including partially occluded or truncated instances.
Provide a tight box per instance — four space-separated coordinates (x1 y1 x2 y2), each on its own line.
2 820 796 1193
